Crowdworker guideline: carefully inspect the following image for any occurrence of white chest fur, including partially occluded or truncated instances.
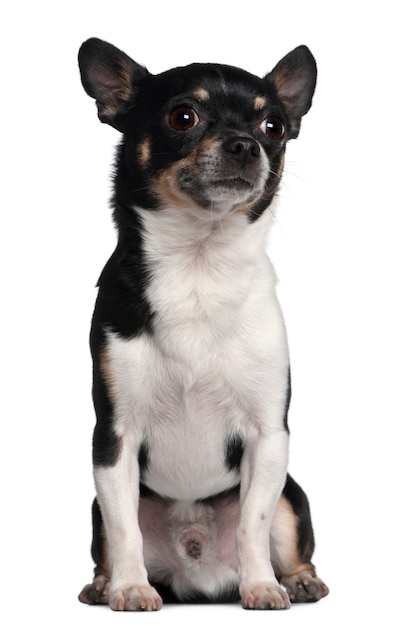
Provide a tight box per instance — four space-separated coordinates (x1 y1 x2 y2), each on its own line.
104 207 289 501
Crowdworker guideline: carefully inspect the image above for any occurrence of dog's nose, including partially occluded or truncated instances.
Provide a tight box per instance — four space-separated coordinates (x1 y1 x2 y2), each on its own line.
223 136 260 165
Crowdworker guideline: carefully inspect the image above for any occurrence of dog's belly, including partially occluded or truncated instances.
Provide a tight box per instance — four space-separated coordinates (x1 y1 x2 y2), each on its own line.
106 331 250 501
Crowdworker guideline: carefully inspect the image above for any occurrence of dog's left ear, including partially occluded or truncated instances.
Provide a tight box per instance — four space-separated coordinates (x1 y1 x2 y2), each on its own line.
78 38 149 131
266 45 317 139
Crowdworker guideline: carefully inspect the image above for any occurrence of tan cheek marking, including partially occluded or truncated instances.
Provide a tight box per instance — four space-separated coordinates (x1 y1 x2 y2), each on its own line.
254 95 267 110
150 162 201 210
150 138 219 209
276 150 285 179
193 87 210 102
138 137 151 168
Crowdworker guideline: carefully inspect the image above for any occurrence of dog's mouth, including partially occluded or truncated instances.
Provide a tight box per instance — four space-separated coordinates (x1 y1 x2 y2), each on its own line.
211 175 256 192
203 173 265 211
177 170 262 212
168 144 270 214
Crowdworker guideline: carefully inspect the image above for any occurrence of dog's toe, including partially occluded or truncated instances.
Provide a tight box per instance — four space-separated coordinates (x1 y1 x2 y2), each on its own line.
281 570 329 603
78 575 110 605
110 584 163 611
240 582 291 610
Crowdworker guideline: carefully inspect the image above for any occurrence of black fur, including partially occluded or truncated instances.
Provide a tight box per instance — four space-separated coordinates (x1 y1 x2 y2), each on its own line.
225 433 244 472
90 498 106 576
89 221 154 466
138 441 149 476
283 367 292 433
282 474 315 563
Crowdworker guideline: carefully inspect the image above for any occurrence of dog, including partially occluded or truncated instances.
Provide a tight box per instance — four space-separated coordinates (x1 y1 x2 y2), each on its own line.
77 37 329 611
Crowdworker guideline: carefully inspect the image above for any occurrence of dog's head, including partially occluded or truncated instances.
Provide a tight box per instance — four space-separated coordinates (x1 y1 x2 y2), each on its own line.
78 39 316 222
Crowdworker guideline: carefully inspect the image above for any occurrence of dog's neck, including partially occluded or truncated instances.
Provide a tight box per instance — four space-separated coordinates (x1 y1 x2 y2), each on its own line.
133 205 277 362
134 204 274 264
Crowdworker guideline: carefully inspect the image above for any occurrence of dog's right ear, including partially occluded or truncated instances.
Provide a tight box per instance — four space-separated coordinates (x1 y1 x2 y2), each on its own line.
78 38 149 131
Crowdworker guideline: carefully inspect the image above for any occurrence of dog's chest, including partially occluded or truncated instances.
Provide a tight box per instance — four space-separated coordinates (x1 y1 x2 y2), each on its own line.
105 209 286 500
107 328 253 499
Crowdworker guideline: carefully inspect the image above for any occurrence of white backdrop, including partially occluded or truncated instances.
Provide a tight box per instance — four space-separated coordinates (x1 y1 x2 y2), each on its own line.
1 1 407 624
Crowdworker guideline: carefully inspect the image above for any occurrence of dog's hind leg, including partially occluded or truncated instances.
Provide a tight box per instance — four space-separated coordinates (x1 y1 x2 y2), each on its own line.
78 498 111 605
270 474 329 603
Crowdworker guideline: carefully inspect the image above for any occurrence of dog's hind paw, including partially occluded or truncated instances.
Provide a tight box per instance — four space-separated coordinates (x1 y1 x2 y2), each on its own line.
280 570 329 603
78 575 110 605
240 582 291 610
110 584 163 611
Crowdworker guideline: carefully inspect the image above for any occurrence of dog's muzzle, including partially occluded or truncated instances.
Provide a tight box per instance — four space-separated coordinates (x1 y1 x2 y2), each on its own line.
180 135 269 213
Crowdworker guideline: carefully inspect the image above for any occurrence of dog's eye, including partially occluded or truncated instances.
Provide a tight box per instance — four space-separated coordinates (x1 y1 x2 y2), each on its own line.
167 107 199 131
261 116 285 140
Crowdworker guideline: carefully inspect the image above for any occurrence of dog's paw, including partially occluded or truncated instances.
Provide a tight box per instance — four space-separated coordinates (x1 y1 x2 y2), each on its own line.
280 571 329 603
78 575 110 605
109 584 163 611
240 582 291 610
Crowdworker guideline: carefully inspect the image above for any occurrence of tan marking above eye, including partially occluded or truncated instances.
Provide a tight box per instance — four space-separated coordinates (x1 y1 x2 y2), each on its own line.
193 87 210 102
254 95 267 111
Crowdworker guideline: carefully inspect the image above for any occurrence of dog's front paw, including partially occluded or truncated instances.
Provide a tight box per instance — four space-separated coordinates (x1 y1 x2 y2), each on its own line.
240 582 291 610
110 584 163 611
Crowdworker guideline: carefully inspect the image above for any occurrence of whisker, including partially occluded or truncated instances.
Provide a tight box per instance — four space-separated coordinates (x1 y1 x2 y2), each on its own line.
268 167 282 180
218 212 225 234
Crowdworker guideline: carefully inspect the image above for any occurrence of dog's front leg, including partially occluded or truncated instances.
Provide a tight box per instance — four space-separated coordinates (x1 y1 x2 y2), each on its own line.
238 429 290 609
93 440 163 611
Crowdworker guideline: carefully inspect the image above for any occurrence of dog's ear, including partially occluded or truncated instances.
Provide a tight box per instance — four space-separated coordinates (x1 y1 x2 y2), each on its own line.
78 38 149 130
266 45 317 139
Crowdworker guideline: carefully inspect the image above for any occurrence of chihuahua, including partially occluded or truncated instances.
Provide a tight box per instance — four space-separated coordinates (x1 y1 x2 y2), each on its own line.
77 38 328 611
